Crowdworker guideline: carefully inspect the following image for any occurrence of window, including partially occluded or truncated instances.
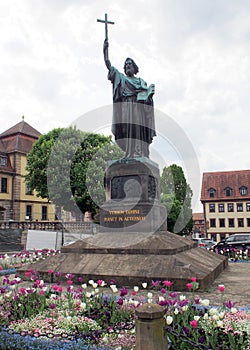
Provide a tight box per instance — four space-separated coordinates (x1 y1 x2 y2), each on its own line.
226 235 236 242
209 204 215 212
238 218 244 227
247 218 250 227
218 204 224 212
240 186 248 196
228 218 235 227
0 156 7 166
26 205 32 220
0 178 7 193
246 203 250 212
225 187 232 196
219 218 225 227
42 206 47 220
210 219 216 228
228 203 234 212
237 203 243 212
208 188 216 198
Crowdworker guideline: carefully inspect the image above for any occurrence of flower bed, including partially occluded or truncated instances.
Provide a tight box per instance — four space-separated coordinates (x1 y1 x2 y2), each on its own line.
210 247 250 262
0 251 250 349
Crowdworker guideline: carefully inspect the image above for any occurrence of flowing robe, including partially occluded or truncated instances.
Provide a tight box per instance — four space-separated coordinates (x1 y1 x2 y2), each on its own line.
108 66 156 158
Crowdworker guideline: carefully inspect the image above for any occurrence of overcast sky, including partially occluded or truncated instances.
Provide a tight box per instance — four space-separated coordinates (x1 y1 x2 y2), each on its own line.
1 0 250 211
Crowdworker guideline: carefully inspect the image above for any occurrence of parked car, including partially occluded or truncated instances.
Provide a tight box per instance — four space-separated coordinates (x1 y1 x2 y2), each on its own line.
192 238 216 249
212 234 250 251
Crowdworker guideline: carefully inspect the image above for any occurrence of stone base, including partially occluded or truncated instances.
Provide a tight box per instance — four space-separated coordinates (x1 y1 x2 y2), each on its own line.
100 157 167 232
18 231 228 291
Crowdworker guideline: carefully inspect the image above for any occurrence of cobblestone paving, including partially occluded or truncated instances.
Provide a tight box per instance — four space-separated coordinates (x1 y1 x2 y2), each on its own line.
189 262 250 309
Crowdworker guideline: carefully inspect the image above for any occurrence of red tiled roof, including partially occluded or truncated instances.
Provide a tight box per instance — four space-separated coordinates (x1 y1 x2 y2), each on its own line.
193 212 204 221
0 120 40 139
0 119 40 154
200 170 250 202
0 139 6 153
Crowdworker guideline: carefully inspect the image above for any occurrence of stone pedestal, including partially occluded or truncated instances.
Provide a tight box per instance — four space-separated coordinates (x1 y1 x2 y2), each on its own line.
135 303 168 350
17 157 228 291
18 230 228 291
100 158 167 233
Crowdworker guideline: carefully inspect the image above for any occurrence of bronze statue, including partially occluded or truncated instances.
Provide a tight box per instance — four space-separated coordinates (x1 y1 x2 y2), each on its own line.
98 14 156 158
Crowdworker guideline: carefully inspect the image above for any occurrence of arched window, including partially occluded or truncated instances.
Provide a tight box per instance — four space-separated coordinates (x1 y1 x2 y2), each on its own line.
224 187 232 197
208 188 216 198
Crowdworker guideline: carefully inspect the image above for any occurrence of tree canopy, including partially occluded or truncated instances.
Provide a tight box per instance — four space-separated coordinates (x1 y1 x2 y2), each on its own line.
25 127 124 219
160 164 193 235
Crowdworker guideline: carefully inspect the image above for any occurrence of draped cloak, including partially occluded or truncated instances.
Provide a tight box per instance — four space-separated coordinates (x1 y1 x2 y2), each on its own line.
108 66 156 158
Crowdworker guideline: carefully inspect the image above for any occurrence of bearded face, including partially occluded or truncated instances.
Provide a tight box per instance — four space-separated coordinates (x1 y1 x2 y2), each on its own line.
124 59 135 77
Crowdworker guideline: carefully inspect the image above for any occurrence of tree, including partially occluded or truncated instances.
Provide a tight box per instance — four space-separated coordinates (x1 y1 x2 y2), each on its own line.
25 127 124 218
160 164 193 235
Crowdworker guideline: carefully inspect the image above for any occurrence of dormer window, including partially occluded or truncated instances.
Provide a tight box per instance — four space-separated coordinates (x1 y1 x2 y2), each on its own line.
224 187 232 197
208 188 216 198
0 156 7 166
240 186 248 196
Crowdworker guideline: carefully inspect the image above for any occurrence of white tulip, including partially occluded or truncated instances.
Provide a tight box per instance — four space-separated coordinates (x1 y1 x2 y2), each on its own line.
217 320 223 327
80 302 86 310
209 307 219 316
212 314 219 321
200 299 210 307
219 311 225 319
166 316 173 325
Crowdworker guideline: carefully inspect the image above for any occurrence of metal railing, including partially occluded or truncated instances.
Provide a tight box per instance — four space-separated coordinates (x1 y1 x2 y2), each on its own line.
0 221 95 233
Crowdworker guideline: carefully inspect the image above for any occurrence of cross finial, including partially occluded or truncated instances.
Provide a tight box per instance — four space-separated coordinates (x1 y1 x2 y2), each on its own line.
97 13 114 40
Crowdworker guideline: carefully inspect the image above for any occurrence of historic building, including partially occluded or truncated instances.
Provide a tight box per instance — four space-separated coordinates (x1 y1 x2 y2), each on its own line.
200 170 250 242
192 212 205 238
0 117 55 221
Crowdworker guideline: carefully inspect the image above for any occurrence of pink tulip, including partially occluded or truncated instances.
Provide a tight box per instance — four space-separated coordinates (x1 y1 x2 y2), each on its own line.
190 319 198 328
218 284 225 292
163 280 173 287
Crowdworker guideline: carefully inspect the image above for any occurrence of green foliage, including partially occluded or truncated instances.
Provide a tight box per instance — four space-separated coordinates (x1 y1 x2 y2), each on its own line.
25 127 124 217
25 128 63 199
160 164 193 235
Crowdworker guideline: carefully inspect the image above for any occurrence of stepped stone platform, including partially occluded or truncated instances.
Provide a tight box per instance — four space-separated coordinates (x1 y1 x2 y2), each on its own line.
18 230 228 291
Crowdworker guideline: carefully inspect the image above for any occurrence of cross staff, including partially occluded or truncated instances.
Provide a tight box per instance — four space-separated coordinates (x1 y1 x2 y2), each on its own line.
97 13 114 40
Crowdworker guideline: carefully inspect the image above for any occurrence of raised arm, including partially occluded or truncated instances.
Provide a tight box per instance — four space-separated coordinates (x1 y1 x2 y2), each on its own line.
103 39 111 70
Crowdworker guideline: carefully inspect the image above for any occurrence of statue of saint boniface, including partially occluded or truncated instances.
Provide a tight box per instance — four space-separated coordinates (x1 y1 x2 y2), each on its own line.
103 38 156 158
